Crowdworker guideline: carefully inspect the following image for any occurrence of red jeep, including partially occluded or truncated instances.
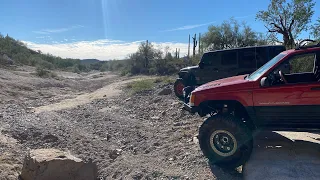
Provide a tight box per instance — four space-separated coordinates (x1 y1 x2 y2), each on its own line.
184 40 320 168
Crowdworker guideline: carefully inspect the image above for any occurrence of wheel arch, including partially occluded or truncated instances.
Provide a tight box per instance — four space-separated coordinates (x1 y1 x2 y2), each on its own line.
198 100 256 130
178 71 197 86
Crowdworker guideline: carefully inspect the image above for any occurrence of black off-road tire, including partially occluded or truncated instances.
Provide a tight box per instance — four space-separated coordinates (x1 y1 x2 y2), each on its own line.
198 114 253 169
174 78 185 99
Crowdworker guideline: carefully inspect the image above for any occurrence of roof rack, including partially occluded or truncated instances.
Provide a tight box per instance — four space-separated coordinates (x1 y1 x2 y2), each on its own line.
295 39 320 50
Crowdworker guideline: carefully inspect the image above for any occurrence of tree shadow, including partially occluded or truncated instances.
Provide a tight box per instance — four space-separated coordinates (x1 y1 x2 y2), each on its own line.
209 164 243 180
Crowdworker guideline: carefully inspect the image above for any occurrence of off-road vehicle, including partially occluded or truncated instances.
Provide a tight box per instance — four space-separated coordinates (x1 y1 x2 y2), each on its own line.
184 40 320 168
174 45 286 98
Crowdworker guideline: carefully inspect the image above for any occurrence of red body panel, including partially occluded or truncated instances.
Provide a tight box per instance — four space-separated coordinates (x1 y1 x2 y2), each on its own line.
193 75 255 107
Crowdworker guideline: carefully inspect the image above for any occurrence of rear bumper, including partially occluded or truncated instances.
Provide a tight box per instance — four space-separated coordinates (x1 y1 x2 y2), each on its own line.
183 103 199 114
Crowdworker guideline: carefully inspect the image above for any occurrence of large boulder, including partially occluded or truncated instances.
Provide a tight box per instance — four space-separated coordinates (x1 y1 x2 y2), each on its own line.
20 149 97 180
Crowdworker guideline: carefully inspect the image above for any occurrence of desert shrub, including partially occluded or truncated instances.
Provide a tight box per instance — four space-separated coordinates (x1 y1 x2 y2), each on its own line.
126 79 155 93
35 67 58 78
36 67 50 77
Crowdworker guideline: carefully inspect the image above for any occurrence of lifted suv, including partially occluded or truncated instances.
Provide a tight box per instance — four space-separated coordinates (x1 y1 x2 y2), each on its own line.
184 40 320 168
174 45 286 98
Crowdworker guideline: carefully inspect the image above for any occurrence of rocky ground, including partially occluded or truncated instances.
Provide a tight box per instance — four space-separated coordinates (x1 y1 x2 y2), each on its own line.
0 66 241 180
1 66 320 180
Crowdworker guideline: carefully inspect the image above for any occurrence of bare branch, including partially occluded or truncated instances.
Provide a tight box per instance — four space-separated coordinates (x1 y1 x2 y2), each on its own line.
270 23 284 32
264 25 277 33
279 15 286 31
288 19 295 32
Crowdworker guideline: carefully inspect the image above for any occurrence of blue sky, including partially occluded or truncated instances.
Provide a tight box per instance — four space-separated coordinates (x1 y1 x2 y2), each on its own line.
1 0 319 59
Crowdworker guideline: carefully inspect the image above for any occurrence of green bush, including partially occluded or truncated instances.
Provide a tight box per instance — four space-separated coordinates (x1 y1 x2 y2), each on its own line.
126 79 155 93
35 67 58 78
73 65 81 74
36 67 50 77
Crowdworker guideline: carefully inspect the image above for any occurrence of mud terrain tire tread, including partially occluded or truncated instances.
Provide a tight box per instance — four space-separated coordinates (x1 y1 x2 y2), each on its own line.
198 114 253 168
174 78 184 99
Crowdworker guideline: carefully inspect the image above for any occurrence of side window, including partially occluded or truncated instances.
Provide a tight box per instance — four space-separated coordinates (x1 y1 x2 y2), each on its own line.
201 52 220 66
221 51 237 65
289 53 315 73
256 47 268 67
238 48 256 68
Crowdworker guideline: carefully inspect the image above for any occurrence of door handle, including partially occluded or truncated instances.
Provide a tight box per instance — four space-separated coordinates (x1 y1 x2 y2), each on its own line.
311 86 320 90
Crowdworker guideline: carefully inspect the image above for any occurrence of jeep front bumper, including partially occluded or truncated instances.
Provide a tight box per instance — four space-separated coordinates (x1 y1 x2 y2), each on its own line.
183 103 199 114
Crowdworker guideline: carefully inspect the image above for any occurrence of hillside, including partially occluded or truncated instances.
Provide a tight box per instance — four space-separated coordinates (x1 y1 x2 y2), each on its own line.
0 34 97 74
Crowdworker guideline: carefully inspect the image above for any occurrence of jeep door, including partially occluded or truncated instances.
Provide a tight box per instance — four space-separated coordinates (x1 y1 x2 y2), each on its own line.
197 52 223 84
253 51 320 129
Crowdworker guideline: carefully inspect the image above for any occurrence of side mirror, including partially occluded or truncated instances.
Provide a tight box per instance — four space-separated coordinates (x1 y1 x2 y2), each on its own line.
199 62 204 69
260 77 270 87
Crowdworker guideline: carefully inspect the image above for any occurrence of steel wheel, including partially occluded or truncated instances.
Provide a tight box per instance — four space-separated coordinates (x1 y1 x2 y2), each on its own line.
209 130 237 157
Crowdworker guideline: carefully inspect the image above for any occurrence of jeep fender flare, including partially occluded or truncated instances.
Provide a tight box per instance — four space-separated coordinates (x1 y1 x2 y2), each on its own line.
198 100 257 130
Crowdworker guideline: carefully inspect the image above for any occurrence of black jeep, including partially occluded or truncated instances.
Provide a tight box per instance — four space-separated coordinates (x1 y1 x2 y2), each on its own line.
174 45 286 98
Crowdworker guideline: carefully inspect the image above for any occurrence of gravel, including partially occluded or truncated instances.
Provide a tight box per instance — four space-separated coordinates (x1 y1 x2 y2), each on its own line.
0 67 241 180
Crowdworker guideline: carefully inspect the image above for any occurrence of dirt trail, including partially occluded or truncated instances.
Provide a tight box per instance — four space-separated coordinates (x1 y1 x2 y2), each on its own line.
35 77 155 113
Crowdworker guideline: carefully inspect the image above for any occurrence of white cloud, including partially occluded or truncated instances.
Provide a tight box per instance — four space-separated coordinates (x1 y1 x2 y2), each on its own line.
23 39 189 60
36 36 51 39
162 21 215 32
33 25 84 34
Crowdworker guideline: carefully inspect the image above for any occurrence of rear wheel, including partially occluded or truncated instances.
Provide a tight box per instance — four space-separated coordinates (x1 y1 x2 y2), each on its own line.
199 114 253 168
174 78 185 99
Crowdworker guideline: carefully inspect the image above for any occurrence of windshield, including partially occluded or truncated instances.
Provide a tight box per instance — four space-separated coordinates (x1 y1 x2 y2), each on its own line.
247 53 286 81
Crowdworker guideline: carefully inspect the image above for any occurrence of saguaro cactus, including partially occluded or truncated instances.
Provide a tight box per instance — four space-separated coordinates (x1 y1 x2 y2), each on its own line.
192 34 197 57
188 34 190 58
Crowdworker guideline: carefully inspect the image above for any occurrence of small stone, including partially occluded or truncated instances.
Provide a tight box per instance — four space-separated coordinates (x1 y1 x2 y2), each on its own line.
144 149 150 154
173 122 183 126
103 95 107 97
26 107 35 113
109 149 122 160
151 116 160 120
84 114 91 118
106 133 111 140
169 156 176 161
193 135 199 144
116 149 122 154
158 88 172 95
171 102 180 106
153 98 161 103
125 98 131 102
132 172 143 180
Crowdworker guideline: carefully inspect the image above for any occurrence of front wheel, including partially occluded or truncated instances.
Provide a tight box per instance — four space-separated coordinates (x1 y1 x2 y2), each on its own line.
174 78 185 99
198 114 253 168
